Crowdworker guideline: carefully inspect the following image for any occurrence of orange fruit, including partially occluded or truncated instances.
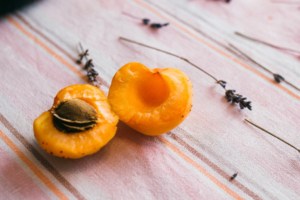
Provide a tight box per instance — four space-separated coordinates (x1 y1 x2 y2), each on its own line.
108 62 192 136
33 84 118 159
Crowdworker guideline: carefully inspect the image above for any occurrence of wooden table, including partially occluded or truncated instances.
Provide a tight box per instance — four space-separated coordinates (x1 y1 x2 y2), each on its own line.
0 0 299 199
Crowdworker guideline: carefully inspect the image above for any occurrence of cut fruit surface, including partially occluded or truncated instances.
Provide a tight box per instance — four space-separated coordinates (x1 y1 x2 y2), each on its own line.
33 84 118 159
108 62 192 136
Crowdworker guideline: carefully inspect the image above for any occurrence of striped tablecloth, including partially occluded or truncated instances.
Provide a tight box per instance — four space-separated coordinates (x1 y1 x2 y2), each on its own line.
0 0 299 199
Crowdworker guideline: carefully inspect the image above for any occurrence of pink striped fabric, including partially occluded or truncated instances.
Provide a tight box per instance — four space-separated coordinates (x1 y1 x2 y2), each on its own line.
0 0 299 199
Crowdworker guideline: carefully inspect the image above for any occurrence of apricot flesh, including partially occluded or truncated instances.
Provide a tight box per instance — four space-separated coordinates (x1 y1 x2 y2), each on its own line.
108 62 192 136
33 84 118 159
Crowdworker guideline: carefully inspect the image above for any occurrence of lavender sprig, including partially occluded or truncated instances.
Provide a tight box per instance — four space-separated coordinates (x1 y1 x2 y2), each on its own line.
77 44 101 87
225 90 252 110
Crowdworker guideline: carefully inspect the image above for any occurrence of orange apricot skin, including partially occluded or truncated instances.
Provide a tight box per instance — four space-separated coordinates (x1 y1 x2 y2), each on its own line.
108 62 192 136
33 84 118 159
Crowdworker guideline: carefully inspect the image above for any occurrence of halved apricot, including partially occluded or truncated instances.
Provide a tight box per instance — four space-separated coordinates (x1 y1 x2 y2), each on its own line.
108 62 192 136
33 84 118 159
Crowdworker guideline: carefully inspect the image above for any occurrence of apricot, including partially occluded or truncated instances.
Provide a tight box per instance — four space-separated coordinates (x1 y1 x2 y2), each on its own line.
108 62 192 136
33 84 118 159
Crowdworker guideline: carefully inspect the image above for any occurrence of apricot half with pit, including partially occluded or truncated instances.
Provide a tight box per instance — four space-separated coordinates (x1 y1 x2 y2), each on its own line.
33 84 118 159
108 62 192 136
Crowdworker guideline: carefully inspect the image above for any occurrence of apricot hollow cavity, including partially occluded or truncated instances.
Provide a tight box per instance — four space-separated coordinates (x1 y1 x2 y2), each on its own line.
138 71 170 106
108 62 192 136
33 84 119 159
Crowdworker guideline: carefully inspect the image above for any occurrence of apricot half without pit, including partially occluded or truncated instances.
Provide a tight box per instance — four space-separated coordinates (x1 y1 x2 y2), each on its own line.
33 84 119 159
108 62 192 136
